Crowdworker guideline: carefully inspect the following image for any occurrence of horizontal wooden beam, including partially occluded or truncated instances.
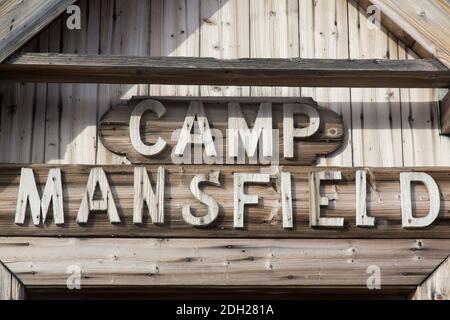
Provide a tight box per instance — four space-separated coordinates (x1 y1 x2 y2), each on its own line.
1 53 449 88
1 238 448 288
441 91 450 135
1 165 450 238
412 256 449 300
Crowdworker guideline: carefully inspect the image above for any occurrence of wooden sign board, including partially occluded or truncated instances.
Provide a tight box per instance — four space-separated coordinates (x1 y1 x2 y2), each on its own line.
0 165 448 238
99 97 344 165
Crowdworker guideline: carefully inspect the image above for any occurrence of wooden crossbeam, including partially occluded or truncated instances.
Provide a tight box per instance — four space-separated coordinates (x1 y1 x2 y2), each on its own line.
0 53 449 88
0 238 448 288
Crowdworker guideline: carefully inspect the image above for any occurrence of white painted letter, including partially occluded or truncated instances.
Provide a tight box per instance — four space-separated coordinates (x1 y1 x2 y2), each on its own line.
174 101 217 157
133 166 165 224
77 168 120 224
281 172 293 228
182 171 221 226
283 104 320 158
129 99 167 156
356 170 375 227
400 172 440 228
233 173 270 228
15 168 64 225
228 102 273 159
309 171 344 228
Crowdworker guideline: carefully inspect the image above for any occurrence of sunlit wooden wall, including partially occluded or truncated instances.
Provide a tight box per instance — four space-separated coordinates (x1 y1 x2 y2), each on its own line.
0 0 448 167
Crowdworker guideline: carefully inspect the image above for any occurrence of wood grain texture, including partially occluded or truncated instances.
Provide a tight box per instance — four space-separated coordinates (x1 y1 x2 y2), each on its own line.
95 0 147 165
0 36 45 164
72 0 99 165
0 237 448 287
99 97 344 165
399 46 450 167
1 53 449 88
441 91 450 135
200 0 222 96
300 0 353 167
358 0 450 68
182 171 220 227
412 256 449 300
0 0 76 62
161 0 200 97
221 0 250 97
0 0 447 169
0 165 449 238
355 0 419 52
249 0 300 97
44 18 63 165
349 1 403 167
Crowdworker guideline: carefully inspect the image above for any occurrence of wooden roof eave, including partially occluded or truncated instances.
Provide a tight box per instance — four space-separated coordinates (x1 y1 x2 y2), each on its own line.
356 0 450 69
0 0 77 63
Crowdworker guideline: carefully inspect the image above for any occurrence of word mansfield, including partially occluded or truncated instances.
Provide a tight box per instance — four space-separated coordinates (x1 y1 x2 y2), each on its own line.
14 166 441 229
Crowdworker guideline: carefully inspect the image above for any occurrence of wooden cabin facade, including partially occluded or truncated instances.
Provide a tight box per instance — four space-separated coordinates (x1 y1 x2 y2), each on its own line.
0 0 449 300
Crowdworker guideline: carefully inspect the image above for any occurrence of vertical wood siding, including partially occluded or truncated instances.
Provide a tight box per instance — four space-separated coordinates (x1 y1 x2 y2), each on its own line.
348 0 403 167
0 0 447 167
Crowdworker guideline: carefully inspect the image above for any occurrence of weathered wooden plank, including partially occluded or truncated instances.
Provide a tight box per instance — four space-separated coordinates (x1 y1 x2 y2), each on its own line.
115 0 151 100
1 53 449 88
0 238 448 287
349 1 403 167
162 0 200 97
354 0 419 52
0 165 450 238
300 0 353 167
221 0 250 96
0 82 16 163
95 0 123 165
96 0 148 165
441 91 450 135
399 46 450 166
0 36 43 164
31 30 49 164
200 0 223 96
57 0 99 165
0 0 76 63
44 18 63 165
99 97 344 165
0 36 47 165
250 0 300 97
412 257 449 300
